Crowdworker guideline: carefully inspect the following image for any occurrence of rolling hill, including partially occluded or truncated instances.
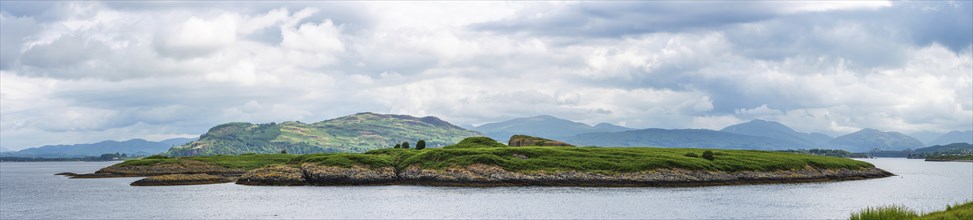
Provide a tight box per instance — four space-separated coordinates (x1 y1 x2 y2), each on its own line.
828 129 924 152
472 115 633 142
164 112 480 156
0 138 194 158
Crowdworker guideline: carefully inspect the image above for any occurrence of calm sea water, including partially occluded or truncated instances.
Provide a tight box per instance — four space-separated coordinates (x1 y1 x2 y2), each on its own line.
1 158 971 219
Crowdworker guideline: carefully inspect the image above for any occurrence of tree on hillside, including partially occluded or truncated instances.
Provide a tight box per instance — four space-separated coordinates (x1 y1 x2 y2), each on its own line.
281 149 288 154
394 144 401 149
416 140 426 150
402 142 410 149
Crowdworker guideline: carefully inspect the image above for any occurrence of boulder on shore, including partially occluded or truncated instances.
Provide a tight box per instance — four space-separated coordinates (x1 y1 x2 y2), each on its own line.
507 135 573 147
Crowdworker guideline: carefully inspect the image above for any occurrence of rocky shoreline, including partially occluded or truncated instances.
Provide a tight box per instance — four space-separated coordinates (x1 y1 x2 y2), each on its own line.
67 162 893 187
130 174 234 186
395 164 892 187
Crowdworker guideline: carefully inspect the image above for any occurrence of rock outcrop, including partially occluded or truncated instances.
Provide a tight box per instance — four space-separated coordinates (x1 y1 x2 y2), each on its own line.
302 164 397 185
507 135 573 147
237 165 306 186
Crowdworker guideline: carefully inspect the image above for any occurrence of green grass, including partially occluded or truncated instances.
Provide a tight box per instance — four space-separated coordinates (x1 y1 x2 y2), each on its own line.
386 146 873 173
290 153 395 168
188 154 299 169
115 157 181 167
851 205 918 220
922 202 973 220
850 201 973 220
442 136 508 148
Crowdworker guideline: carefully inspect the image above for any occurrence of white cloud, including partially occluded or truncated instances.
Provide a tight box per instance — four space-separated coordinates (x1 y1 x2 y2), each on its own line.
155 14 238 58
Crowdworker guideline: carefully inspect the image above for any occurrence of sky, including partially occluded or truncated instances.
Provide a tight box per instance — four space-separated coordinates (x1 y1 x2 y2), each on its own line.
0 1 971 150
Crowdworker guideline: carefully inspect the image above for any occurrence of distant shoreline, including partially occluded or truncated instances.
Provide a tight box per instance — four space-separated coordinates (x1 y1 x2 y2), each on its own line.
924 159 973 163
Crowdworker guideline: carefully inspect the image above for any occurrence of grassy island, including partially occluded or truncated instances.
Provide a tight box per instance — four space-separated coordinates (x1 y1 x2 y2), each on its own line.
924 154 973 162
73 136 891 186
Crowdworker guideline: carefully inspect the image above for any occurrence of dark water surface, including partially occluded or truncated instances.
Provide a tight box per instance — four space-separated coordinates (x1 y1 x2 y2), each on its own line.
1 158 971 219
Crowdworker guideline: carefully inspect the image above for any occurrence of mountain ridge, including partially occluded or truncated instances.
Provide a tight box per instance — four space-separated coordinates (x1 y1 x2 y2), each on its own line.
472 115 633 142
720 119 832 147
928 130 973 145
828 128 924 152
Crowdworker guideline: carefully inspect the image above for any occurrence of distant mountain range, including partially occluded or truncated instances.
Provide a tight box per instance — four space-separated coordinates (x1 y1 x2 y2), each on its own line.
0 138 195 158
471 115 633 142
928 130 973 146
545 117 939 152
8 113 968 157
565 128 803 150
165 112 480 156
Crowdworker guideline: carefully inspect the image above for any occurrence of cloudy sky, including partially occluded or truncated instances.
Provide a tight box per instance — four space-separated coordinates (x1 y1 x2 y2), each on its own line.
1 1 971 149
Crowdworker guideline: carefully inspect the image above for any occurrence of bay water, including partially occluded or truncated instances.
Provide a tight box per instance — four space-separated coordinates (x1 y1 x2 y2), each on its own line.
1 158 971 219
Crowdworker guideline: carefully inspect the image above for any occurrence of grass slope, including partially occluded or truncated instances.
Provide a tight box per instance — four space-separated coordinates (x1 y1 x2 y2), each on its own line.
851 201 973 220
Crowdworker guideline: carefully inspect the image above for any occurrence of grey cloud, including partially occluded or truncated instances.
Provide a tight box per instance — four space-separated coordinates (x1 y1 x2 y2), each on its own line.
475 1 971 55
1 1 970 148
102 1 376 34
473 2 776 38
0 1 70 22
896 1 973 53
20 35 109 69
0 14 40 69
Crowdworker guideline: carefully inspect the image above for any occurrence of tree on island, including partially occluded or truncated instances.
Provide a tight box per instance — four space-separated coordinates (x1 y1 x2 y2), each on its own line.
402 142 410 149
702 150 715 160
394 143 401 149
416 140 426 150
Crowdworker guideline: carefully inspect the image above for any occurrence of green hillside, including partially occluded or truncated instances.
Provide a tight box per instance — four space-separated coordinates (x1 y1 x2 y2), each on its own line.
165 113 480 156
